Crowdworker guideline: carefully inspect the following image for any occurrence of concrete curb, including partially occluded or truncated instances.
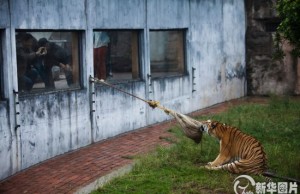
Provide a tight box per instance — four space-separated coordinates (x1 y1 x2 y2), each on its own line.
74 163 135 194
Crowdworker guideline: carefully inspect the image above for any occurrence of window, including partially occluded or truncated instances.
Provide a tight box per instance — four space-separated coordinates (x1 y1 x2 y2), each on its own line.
265 22 280 32
150 30 186 78
93 30 140 81
15 31 81 93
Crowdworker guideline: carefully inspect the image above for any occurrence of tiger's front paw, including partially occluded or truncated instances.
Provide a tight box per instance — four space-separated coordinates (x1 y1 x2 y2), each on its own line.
205 165 212 170
205 162 213 169
206 165 222 171
205 162 221 170
207 161 222 167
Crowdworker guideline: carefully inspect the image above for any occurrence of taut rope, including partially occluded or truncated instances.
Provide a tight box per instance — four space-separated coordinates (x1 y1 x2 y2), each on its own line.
90 77 170 113
90 77 203 143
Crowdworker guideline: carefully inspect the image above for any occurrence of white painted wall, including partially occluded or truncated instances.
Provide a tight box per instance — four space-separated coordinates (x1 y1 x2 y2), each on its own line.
0 0 246 180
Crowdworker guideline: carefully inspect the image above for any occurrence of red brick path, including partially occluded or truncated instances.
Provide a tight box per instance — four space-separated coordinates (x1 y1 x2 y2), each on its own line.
0 97 269 194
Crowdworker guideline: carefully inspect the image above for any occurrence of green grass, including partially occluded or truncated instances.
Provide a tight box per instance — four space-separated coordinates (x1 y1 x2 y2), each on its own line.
92 97 300 194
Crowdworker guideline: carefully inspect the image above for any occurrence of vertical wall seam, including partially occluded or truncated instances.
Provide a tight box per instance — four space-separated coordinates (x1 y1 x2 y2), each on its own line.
8 0 21 174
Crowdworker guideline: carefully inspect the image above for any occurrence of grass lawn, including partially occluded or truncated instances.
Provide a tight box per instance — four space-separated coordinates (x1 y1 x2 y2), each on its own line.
92 96 300 194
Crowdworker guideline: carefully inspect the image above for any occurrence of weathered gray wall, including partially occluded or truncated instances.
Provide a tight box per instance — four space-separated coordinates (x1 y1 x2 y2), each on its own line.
147 0 190 29
11 0 87 29
91 0 145 29
19 91 92 169
190 0 246 108
0 0 10 27
0 0 246 180
0 101 12 180
93 82 147 141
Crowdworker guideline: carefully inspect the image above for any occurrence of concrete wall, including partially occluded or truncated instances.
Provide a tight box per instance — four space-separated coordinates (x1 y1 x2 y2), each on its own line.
190 0 246 107
0 0 246 180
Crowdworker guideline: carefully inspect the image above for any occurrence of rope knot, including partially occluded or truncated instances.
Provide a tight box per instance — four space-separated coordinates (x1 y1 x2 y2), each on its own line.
147 100 160 109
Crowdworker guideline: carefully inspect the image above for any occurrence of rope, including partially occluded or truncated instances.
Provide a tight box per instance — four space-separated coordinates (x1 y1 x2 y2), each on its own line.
90 76 203 143
90 77 171 113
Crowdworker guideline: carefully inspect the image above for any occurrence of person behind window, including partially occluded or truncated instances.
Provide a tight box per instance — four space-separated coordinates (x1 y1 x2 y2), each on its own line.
37 38 73 89
93 31 110 80
16 33 45 91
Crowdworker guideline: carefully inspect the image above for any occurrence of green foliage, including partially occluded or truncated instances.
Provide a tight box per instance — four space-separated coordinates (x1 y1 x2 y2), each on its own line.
272 32 285 60
275 0 300 58
92 97 300 194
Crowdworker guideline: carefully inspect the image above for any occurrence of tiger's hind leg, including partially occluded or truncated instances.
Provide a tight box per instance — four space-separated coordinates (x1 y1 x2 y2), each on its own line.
205 162 243 174
220 159 265 174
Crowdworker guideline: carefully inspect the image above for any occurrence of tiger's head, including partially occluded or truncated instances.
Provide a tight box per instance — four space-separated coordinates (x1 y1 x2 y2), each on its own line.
199 120 225 139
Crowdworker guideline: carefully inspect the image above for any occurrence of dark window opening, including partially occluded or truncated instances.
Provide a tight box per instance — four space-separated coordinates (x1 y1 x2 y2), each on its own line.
15 31 81 93
93 30 140 81
265 21 280 32
150 30 186 78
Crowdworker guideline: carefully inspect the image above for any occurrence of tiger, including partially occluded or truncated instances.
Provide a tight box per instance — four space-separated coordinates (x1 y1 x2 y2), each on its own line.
199 120 268 175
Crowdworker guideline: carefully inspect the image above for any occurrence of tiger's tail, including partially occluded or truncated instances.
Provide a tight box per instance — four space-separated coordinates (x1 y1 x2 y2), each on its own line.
262 171 300 184
221 161 300 184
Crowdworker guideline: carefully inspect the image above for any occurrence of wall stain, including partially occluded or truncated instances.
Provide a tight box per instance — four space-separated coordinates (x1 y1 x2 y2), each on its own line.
217 71 222 83
226 62 245 80
29 141 35 152
35 108 45 119
29 141 35 147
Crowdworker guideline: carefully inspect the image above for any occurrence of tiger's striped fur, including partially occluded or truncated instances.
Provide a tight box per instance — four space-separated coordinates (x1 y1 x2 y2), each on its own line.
199 120 267 175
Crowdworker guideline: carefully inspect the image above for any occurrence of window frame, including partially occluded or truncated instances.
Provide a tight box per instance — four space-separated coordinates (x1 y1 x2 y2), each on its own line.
93 29 143 84
149 29 188 79
15 29 83 96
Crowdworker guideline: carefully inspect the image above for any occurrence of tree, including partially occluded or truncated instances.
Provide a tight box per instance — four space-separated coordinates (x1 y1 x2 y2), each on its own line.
275 0 300 58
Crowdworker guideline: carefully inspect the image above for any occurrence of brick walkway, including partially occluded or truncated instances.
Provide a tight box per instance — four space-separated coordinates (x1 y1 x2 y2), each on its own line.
0 97 269 194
